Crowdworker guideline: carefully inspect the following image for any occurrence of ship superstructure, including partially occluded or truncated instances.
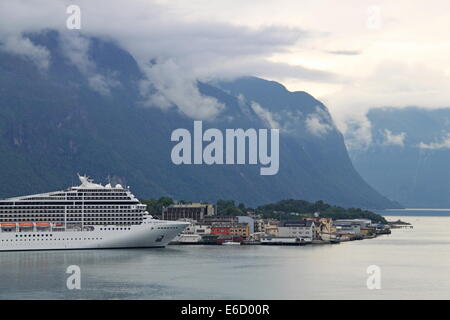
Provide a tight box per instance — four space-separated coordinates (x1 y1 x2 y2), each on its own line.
0 175 188 251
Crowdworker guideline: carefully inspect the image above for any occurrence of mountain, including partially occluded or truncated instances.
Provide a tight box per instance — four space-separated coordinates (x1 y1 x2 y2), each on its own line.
0 30 398 208
348 107 450 208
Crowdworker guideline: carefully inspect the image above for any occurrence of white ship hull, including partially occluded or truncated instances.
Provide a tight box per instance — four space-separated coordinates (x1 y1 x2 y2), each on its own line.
0 221 189 252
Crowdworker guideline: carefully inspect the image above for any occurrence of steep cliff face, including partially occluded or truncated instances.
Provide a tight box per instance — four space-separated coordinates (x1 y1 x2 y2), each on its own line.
0 31 397 208
215 77 398 208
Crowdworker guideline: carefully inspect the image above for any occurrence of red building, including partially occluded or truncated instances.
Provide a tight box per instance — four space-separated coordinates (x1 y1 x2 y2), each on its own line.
211 226 231 235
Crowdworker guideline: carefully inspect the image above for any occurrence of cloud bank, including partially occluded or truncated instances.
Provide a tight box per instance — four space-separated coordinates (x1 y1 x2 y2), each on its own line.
0 0 337 120
418 134 450 150
2 0 450 136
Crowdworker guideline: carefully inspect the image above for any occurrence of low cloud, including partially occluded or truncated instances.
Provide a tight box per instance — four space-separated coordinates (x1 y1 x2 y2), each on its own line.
59 32 120 96
140 59 224 119
325 50 362 56
341 113 373 150
417 134 450 150
381 129 406 147
305 107 334 137
250 101 280 129
0 34 50 71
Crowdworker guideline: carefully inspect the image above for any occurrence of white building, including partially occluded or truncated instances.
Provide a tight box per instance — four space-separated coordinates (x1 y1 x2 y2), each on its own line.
335 219 372 228
278 220 315 240
334 222 361 235
183 223 211 235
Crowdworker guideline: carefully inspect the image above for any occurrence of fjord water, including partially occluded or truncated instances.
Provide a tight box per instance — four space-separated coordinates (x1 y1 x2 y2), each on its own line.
0 211 449 299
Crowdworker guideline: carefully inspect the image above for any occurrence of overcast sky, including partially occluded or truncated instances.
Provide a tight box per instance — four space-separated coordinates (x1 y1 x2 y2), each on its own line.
1 0 450 147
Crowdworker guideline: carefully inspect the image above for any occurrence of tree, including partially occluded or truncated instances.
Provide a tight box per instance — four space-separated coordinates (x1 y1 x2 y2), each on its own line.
141 196 174 215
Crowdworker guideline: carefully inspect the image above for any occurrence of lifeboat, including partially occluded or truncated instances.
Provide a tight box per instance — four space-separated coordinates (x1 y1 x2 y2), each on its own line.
35 222 50 227
19 222 33 227
1 223 17 228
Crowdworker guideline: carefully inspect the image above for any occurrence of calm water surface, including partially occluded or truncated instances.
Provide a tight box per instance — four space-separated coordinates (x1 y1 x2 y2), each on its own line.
0 212 449 299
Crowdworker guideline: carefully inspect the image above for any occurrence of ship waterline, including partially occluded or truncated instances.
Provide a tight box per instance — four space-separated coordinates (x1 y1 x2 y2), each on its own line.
0 175 189 251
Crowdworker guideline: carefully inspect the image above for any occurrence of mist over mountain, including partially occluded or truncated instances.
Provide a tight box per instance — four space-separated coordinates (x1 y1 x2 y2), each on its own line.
348 107 450 208
0 30 398 208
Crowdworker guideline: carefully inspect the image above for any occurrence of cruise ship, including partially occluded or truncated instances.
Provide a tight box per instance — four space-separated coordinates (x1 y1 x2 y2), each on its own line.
0 175 189 251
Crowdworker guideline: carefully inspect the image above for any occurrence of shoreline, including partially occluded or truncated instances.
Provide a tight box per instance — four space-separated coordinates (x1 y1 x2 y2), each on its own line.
170 231 394 246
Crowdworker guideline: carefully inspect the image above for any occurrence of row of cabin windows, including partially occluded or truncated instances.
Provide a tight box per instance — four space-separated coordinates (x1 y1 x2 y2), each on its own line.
26 197 127 200
67 192 132 196
0 202 140 208
0 205 135 209
0 213 143 216
0 211 141 215
1 237 104 242
79 191 127 194
0 216 143 220
20 195 129 199
1 223 138 232
0 218 143 222
0 207 141 212
84 196 129 199
0 210 144 217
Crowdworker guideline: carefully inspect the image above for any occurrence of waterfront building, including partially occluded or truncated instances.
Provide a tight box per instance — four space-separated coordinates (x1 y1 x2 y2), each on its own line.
254 219 265 233
202 215 238 225
210 222 250 239
255 218 279 236
249 232 265 240
311 217 334 240
162 203 216 222
334 221 361 235
237 216 255 234
265 223 279 237
231 223 250 239
183 223 212 235
211 224 231 236
278 220 315 239
335 219 372 228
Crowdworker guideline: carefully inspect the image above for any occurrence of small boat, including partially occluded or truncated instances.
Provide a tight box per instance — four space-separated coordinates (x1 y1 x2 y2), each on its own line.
171 234 202 244
222 241 241 246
